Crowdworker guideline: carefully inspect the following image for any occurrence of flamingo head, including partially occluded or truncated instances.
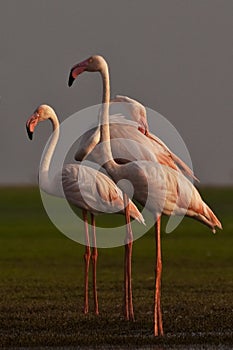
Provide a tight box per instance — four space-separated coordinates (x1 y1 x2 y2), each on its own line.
26 104 55 140
68 55 107 87
112 95 148 134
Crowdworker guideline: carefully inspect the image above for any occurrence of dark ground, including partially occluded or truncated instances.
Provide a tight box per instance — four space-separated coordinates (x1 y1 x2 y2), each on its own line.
0 187 232 348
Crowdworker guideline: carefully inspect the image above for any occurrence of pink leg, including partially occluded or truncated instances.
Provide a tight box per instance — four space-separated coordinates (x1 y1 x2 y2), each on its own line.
123 193 134 321
91 214 99 315
83 210 90 314
124 238 129 320
154 215 164 336
127 238 134 321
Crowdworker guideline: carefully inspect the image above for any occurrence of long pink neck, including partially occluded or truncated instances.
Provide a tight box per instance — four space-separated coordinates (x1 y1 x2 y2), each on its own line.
39 114 60 193
99 63 117 172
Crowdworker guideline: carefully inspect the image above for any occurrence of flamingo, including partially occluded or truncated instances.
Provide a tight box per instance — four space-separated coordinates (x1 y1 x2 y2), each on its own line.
26 104 145 316
112 95 199 181
70 98 197 183
68 55 222 336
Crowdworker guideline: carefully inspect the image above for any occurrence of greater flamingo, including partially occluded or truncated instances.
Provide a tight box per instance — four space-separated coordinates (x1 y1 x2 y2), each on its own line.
112 95 199 181
68 55 222 336
26 104 144 316
70 100 197 183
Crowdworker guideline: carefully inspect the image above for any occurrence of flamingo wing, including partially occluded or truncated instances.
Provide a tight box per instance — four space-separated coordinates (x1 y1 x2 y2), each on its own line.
113 95 198 181
62 163 144 224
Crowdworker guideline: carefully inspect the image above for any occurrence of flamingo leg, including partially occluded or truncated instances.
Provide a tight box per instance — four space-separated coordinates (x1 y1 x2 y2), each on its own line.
123 193 134 321
83 210 91 314
124 237 129 320
154 215 164 336
91 214 99 315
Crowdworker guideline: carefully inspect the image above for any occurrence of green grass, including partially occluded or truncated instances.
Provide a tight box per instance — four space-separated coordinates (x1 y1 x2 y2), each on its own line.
0 186 232 348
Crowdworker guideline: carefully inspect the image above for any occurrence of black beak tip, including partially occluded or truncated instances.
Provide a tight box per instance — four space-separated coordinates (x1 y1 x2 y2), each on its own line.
68 73 74 87
26 127 33 140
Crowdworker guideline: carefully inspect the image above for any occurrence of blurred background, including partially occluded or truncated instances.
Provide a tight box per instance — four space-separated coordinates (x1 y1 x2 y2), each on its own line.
0 0 232 185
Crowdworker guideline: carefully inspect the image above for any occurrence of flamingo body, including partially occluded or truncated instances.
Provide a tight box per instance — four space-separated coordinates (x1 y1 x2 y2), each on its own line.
113 95 199 181
74 114 197 181
62 162 143 219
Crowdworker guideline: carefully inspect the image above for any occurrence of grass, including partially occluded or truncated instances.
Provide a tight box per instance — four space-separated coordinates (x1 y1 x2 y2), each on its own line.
0 186 232 348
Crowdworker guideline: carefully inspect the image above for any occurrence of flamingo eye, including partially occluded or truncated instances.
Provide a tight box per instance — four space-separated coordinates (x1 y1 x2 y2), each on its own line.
89 58 93 63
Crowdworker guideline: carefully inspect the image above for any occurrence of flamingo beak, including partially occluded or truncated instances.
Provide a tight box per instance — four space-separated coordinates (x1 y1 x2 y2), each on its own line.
26 115 39 140
68 71 75 87
68 65 86 87
68 59 89 87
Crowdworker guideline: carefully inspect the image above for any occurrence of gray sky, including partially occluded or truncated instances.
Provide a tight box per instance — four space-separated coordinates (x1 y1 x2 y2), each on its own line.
0 0 232 185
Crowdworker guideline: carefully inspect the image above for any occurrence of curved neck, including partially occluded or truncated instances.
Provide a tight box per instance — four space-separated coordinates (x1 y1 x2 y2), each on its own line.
99 64 117 171
39 115 60 191
101 64 110 105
